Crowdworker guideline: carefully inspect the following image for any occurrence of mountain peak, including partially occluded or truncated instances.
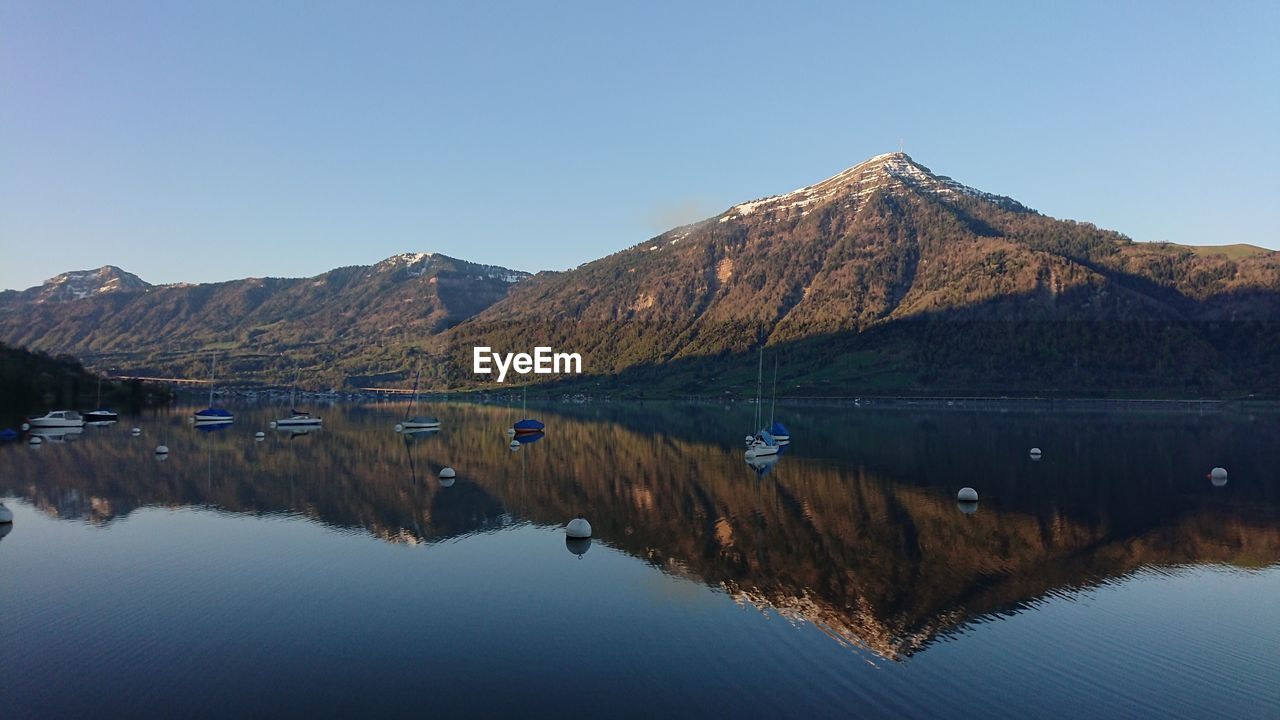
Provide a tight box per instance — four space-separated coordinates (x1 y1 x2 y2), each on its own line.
30 265 149 302
377 252 436 267
720 152 1029 223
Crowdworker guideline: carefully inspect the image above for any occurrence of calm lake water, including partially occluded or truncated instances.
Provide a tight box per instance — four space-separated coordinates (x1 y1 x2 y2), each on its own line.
1 401 1278 718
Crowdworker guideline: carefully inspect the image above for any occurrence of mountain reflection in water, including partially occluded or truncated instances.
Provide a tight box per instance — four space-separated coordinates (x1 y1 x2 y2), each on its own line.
2 402 1277 662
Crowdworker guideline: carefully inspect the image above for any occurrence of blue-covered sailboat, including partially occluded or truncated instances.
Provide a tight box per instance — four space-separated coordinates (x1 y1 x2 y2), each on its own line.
512 386 543 436
193 356 234 424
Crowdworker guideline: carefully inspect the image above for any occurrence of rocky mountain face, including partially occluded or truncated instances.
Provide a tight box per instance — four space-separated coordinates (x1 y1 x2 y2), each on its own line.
440 152 1280 394
0 254 529 385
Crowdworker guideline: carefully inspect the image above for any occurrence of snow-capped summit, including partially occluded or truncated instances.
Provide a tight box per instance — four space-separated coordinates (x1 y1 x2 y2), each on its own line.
374 252 529 283
25 266 150 303
378 252 436 267
720 152 1029 224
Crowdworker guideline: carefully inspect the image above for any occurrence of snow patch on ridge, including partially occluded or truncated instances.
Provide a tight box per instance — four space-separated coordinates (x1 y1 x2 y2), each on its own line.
380 252 436 267
719 152 1027 223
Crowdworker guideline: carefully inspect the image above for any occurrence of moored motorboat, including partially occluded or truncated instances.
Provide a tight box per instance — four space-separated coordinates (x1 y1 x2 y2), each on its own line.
26 410 85 428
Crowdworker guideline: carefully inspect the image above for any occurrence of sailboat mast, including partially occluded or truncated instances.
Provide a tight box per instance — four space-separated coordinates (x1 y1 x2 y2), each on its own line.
290 368 299 408
406 367 420 420
770 355 778 427
208 356 215 407
755 345 763 430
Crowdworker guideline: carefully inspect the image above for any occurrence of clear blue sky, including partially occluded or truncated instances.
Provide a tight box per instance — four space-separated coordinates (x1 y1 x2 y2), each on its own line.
3 1 1277 290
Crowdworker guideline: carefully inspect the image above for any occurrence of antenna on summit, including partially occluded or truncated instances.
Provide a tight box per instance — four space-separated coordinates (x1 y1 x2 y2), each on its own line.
899 137 904 153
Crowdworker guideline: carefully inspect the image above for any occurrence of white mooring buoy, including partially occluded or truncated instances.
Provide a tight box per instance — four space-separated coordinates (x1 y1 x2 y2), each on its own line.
21 422 31 431
1029 447 1042 459
269 421 277 429
505 428 516 438
131 427 141 435
155 444 169 455
439 467 456 479
255 431 266 440
395 423 404 433
957 487 979 503
509 439 521 449
1210 467 1228 481
0 503 13 523
566 517 592 539
28 436 43 445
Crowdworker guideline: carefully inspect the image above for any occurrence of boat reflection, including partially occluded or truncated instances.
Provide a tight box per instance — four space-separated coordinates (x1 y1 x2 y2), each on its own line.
744 451 780 476
275 425 323 439
510 430 543 448
29 427 85 442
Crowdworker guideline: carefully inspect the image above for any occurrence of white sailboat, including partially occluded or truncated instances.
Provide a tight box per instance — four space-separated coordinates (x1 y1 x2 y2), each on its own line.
397 367 440 431
275 368 322 427
745 346 779 457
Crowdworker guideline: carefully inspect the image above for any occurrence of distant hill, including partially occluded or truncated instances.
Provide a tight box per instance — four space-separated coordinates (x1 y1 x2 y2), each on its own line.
0 254 529 386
